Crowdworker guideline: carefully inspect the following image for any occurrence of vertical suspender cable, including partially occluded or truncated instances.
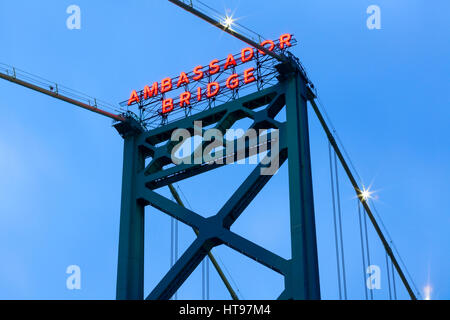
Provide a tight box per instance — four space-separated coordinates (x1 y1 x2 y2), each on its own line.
202 260 206 300
206 258 210 299
334 152 348 299
170 218 174 267
363 203 373 300
170 217 174 300
386 252 393 300
202 258 209 300
174 216 179 300
329 143 342 299
308 97 418 299
358 200 369 300
170 193 179 300
391 261 397 299
176 185 210 300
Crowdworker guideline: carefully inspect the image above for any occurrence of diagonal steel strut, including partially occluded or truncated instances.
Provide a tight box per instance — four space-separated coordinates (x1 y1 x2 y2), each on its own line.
167 184 239 300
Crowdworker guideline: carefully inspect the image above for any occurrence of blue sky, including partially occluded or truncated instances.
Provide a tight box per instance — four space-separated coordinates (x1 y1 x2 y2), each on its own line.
0 0 448 300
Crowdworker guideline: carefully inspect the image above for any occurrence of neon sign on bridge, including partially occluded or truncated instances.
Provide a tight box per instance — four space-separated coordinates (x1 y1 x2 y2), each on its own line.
124 34 295 123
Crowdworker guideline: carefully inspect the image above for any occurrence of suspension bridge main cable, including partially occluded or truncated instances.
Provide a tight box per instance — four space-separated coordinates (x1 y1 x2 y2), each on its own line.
370 199 421 298
167 0 287 62
194 0 266 43
315 93 422 299
316 97 363 185
0 63 125 122
309 96 418 300
168 0 419 300
215 254 244 299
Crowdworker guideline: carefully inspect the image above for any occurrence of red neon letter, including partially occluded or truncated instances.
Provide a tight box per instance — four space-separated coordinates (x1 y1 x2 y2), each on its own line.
161 77 173 93
258 40 275 55
143 82 158 100
177 72 190 88
127 90 140 105
241 47 254 63
209 59 220 75
224 54 237 70
279 34 292 49
226 74 239 90
197 87 202 101
244 68 256 84
193 66 204 81
162 98 174 114
207 82 220 98
180 91 191 107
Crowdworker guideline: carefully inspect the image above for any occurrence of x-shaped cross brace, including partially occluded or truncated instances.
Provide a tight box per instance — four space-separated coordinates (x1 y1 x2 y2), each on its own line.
140 146 289 300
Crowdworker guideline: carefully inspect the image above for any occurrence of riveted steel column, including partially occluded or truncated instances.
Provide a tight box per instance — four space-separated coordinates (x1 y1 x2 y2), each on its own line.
116 131 145 300
284 74 321 299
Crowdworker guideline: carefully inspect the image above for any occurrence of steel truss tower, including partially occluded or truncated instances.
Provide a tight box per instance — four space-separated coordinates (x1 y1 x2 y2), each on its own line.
114 59 321 300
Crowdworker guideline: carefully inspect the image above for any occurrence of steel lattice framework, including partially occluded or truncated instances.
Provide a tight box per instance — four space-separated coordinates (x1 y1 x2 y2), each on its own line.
119 38 298 130
114 57 321 300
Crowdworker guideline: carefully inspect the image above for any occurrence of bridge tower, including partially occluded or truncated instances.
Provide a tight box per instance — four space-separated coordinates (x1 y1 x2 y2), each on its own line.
114 57 321 300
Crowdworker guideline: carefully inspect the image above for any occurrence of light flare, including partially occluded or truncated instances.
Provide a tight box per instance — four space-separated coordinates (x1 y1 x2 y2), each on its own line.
424 285 432 300
360 186 374 201
223 15 234 29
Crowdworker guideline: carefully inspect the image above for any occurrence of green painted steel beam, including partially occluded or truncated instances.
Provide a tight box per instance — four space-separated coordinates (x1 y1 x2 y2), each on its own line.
284 73 320 300
116 131 146 300
167 184 239 300
116 73 322 300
